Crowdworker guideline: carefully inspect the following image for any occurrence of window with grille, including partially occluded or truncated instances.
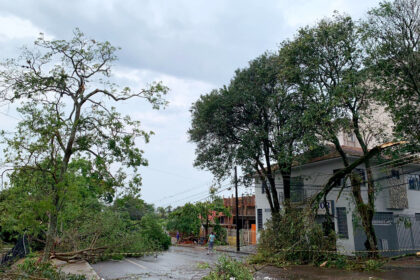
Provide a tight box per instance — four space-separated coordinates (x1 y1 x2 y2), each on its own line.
373 212 394 225
290 177 304 202
257 209 263 230
408 175 420 190
333 169 345 187
336 207 348 239
354 168 366 187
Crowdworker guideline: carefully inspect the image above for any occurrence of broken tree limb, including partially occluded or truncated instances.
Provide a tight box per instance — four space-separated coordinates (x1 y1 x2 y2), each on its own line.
310 141 407 211
51 247 107 262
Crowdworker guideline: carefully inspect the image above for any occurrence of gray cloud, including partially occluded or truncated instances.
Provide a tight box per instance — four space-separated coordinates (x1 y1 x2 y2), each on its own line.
0 0 379 85
0 0 381 206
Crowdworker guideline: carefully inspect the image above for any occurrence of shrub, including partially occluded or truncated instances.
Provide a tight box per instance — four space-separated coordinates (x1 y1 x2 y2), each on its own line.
9 258 86 280
139 214 171 250
252 207 336 265
213 224 227 245
203 255 253 280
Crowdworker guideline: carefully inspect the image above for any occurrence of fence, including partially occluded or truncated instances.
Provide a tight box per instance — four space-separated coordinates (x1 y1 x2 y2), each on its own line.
226 228 256 246
0 235 29 266
394 214 420 251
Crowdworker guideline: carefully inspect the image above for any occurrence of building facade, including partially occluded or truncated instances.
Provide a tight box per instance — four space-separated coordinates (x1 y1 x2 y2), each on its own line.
255 146 420 255
219 195 255 230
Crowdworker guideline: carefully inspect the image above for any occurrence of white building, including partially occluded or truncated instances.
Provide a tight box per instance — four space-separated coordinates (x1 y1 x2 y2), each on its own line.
255 137 420 255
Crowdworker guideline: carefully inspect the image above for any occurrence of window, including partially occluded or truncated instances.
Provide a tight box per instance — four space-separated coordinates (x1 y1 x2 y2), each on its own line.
415 213 420 222
391 169 400 180
347 132 355 142
290 177 304 202
336 207 349 239
353 168 366 187
333 169 345 187
408 175 420 190
261 180 266 194
373 212 394 225
257 209 263 230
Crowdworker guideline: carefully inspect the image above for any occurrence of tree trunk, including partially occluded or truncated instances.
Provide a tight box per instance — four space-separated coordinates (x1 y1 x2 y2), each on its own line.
43 212 58 262
353 117 379 255
351 174 378 257
281 169 291 211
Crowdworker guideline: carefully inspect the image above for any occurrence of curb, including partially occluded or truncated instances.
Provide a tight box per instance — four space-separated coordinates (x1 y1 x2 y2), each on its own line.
52 259 101 280
214 248 255 256
86 261 101 280
175 244 255 256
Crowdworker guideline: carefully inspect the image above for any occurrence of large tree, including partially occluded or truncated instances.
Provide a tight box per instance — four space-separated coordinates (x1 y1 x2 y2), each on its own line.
363 0 420 146
189 53 315 214
282 13 389 253
0 29 168 261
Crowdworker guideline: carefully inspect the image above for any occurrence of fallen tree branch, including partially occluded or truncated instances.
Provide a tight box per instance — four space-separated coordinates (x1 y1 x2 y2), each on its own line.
310 141 407 211
51 247 107 262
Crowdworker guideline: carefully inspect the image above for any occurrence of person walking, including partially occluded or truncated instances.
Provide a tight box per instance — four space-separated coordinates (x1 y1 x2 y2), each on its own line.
176 231 180 244
207 232 216 255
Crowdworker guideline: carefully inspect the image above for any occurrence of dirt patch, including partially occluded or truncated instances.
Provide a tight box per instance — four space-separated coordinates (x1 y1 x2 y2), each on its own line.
385 256 420 268
254 264 420 280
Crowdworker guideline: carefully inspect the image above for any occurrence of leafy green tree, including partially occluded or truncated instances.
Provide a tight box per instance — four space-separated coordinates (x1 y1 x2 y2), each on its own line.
113 195 154 221
139 214 171 250
0 29 168 261
166 203 201 238
1 158 171 255
282 13 389 253
197 197 229 237
156 206 171 219
363 0 420 146
189 53 316 214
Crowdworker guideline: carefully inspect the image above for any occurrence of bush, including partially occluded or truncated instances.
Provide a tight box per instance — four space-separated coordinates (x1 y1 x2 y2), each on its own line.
251 207 336 266
139 214 171 250
0 258 86 280
213 224 227 245
326 255 385 271
57 208 170 261
203 255 253 280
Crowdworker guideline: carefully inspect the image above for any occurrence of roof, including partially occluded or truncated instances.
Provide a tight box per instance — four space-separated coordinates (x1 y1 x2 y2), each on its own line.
303 145 364 166
253 145 364 176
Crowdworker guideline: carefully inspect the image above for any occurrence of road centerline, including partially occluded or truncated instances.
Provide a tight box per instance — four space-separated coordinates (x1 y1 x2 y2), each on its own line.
125 258 147 270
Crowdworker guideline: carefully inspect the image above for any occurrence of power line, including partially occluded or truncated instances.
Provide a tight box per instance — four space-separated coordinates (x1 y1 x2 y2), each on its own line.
0 111 21 121
160 185 232 207
152 181 213 204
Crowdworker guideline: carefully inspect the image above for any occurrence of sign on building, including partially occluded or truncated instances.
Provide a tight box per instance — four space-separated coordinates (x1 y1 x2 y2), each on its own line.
317 200 335 216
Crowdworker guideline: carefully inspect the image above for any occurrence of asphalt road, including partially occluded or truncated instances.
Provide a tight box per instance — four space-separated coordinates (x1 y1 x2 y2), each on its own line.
92 246 240 280
92 246 420 280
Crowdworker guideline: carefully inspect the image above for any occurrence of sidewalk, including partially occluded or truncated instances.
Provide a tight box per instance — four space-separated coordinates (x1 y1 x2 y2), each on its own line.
215 244 257 255
52 259 100 280
176 243 257 255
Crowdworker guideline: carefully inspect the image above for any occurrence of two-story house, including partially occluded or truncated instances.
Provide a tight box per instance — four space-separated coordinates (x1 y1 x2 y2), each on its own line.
255 135 420 255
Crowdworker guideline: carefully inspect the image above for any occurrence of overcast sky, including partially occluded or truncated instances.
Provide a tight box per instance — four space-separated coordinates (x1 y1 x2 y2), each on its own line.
0 0 381 207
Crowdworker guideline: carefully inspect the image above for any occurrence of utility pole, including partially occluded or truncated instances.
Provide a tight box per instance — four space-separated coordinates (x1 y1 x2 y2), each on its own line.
235 166 240 252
